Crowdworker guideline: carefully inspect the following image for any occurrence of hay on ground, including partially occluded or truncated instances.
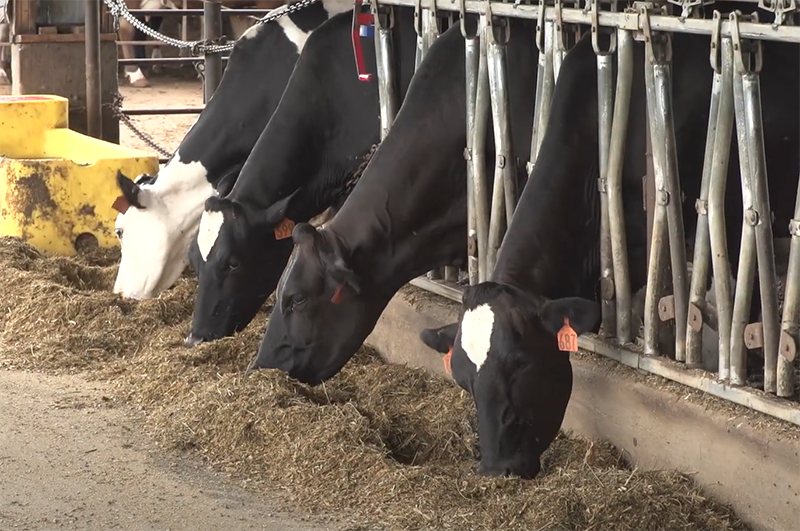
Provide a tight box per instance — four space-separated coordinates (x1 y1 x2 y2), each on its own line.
0 237 748 531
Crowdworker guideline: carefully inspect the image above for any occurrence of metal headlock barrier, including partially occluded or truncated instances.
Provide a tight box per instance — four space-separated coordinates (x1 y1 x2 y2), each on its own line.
362 0 800 426
98 0 317 160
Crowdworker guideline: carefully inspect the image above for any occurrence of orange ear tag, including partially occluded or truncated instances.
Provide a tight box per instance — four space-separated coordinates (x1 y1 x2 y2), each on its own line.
274 218 295 240
557 317 578 353
442 346 453 375
112 195 130 214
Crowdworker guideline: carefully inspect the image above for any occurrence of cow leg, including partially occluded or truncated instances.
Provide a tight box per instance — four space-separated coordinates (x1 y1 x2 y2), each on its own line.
119 18 150 87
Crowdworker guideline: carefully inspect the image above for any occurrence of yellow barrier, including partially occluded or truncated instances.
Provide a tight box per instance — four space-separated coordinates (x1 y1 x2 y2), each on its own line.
0 95 160 256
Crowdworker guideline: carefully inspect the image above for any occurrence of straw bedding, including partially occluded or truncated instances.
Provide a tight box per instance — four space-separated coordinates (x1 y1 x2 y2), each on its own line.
0 237 748 531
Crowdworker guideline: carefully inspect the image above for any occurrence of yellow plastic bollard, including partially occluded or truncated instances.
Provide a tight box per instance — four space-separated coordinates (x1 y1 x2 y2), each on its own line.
0 95 160 256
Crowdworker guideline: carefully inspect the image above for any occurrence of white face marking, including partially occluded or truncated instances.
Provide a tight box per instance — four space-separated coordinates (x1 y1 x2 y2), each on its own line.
197 210 224 262
321 0 355 17
459 304 495 372
113 152 212 299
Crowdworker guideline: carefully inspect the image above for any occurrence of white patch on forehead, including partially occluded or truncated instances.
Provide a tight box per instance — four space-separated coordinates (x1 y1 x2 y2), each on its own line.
277 15 310 52
459 304 495 372
197 210 224 262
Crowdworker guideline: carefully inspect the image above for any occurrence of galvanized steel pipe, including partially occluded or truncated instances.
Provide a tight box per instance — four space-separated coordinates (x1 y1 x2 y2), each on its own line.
465 36 480 286
203 0 223 103
597 50 616 339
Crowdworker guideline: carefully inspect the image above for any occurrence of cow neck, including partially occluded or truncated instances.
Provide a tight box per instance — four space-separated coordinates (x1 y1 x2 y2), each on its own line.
325 128 468 296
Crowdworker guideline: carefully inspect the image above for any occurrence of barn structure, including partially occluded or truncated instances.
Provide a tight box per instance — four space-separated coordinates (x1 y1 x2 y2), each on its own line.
1 0 799 529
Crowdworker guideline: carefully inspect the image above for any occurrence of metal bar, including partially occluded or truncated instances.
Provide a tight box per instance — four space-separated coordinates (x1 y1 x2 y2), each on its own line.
374 6 398 141
708 36 736 381
483 21 505 279
203 0 224 104
486 23 516 226
686 34 724 368
126 8 273 16
85 0 102 140
607 29 633 345
473 23 490 284
730 50 758 387
182 0 189 43
742 70 780 394
466 35 480 286
378 0 800 44
778 182 800 398
122 107 205 115
597 49 616 340
118 56 229 65
532 21 556 161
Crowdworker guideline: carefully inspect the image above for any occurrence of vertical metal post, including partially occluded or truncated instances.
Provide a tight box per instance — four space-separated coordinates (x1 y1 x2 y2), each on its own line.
730 15 779 393
529 15 555 170
641 13 689 360
778 180 800 398
596 29 616 339
607 29 634 345
203 0 223 104
486 15 516 226
552 0 565 80
686 19 723 368
182 0 189 43
473 17 490 284
483 16 505 278
85 0 102 140
708 34 736 381
465 22 480 286
373 4 397 141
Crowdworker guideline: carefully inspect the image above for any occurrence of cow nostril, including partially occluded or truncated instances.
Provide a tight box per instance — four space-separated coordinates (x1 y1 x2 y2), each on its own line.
184 333 206 348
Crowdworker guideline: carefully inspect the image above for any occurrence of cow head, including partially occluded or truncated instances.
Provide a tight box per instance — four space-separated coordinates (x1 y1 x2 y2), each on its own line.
420 282 600 479
248 222 379 385
112 168 238 300
185 190 300 346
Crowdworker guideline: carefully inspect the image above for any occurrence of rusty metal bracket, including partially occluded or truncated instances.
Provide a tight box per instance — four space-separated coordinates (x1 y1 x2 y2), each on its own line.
688 303 704 332
591 0 616 54
730 10 763 75
640 4 672 64
744 322 764 349
658 295 675 321
778 330 797 361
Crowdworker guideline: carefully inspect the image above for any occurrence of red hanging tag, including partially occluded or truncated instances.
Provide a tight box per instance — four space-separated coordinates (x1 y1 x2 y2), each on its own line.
557 317 578 353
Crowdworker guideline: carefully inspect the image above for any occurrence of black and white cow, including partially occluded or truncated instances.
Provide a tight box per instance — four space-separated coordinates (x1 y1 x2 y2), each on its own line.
419 30 799 477
184 7 420 345
245 16 539 383
112 0 351 300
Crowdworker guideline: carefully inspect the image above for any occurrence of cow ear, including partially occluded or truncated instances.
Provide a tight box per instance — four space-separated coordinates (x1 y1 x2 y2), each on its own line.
292 222 319 246
215 163 242 198
420 322 459 354
263 188 302 226
538 297 600 338
116 170 148 209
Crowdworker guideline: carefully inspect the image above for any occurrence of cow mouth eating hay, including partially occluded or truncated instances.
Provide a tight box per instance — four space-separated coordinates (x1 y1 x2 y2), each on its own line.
0 237 750 531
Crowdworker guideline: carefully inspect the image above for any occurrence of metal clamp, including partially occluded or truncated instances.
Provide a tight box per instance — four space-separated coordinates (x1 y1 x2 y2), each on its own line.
554 0 565 53
591 0 617 54
458 0 477 38
372 0 394 31
640 5 672 64
730 10 763 74
414 0 422 36
758 0 798 26
485 1 511 45
536 0 547 53
667 0 713 21
709 10 722 73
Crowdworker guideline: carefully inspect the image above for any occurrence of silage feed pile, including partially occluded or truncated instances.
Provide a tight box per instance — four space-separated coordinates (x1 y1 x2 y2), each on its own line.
0 237 748 531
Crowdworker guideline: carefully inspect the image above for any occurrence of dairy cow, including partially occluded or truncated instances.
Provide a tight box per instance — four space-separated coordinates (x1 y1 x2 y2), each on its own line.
113 0 351 300
245 16 538 383
184 6 419 345
419 31 799 478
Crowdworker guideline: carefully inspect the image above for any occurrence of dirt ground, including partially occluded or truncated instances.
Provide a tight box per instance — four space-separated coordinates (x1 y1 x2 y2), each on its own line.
0 76 345 531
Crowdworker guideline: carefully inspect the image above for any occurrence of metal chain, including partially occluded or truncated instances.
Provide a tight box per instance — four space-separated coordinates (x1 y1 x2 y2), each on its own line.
102 0 320 55
109 93 174 158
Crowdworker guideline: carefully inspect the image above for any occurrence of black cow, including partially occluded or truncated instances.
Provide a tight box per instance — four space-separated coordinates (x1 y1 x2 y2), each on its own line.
112 0 350 301
185 6 419 345
420 30 799 477
247 16 539 384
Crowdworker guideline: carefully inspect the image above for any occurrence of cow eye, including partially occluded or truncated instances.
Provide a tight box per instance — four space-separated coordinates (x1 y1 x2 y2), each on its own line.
115 228 123 240
228 257 241 271
291 293 307 310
